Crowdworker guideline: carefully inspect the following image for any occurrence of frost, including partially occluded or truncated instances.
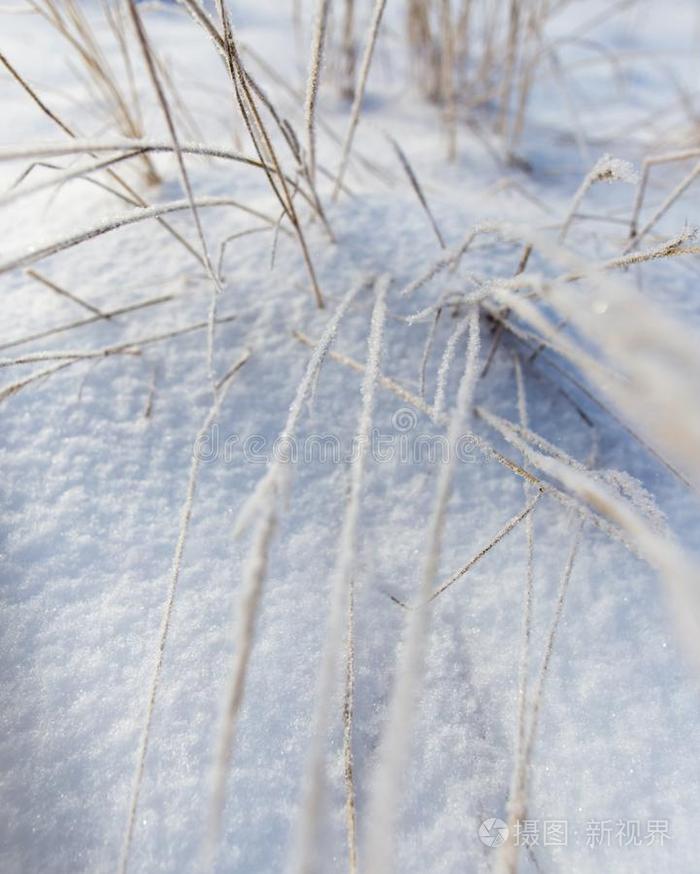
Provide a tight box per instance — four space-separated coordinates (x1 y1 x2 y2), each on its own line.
591 154 639 185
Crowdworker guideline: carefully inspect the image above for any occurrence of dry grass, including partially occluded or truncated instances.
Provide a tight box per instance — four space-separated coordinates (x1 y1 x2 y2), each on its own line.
363 305 481 874
27 0 161 187
405 0 555 158
292 276 388 874
117 348 251 874
2 2 700 873
204 277 369 868
305 0 331 185
332 0 388 200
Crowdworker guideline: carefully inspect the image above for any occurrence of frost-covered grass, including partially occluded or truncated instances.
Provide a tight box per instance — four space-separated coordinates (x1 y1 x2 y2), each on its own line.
1 2 700 874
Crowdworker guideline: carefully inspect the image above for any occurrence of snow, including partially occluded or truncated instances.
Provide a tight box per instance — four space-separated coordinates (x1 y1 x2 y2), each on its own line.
1 2 700 873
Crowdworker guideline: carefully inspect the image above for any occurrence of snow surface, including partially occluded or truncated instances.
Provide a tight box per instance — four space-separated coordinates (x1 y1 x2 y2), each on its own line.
1 2 700 873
